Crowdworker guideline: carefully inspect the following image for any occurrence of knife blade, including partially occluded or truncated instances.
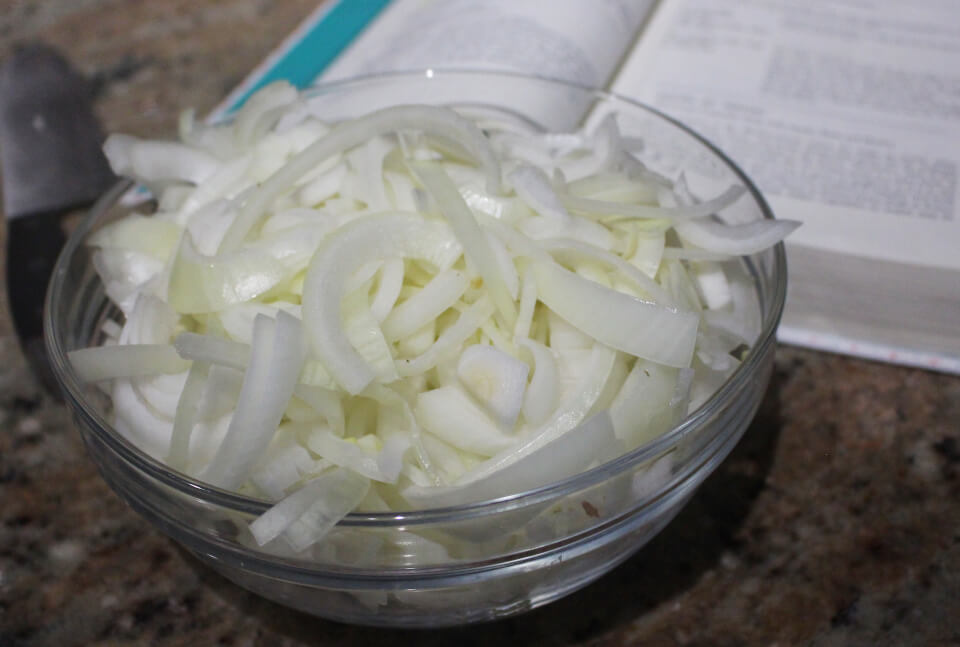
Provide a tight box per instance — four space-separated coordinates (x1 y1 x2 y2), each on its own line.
0 43 116 392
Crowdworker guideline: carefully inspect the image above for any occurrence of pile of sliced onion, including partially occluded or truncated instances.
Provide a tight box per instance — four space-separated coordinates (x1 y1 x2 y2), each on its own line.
69 81 797 554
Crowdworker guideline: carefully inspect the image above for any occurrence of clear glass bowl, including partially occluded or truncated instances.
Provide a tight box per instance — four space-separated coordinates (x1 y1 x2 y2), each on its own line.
45 71 786 627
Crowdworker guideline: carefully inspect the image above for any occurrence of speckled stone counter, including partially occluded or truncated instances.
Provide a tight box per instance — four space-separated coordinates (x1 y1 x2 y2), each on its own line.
1 2 959 645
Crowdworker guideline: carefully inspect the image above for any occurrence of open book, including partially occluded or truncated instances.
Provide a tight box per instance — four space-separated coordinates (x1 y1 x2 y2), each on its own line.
219 0 960 374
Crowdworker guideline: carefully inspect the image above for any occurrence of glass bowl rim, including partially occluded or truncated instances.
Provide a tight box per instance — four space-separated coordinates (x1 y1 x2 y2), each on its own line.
44 68 787 527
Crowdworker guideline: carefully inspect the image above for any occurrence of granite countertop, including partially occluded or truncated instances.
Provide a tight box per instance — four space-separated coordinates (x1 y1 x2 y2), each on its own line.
1 2 958 645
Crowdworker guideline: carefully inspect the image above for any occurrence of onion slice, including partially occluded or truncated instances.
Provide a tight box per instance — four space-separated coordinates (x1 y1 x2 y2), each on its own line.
69 344 190 382
301 214 460 394
381 269 468 342
174 332 249 370
249 467 369 549
103 134 220 186
201 311 305 489
674 217 800 255
220 105 501 252
517 338 559 427
459 343 617 483
533 260 699 368
563 184 747 222
395 297 495 377
166 360 211 470
404 410 619 507
456 344 529 430
412 161 518 326
539 236 675 306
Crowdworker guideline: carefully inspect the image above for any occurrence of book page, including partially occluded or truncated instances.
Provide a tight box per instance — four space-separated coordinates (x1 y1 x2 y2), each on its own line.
321 0 654 88
612 0 960 271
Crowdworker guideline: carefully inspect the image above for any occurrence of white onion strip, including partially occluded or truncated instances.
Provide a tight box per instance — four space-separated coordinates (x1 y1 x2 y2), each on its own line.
513 267 538 340
370 257 405 322
68 344 190 382
103 134 219 186
174 332 248 370
293 385 345 436
219 105 501 252
381 269 468 342
674 217 800 256
403 410 619 507
456 345 529 430
168 225 326 314
509 164 614 249
457 344 616 483
563 184 747 222
517 338 558 427
395 297 495 377
412 161 518 327
201 311 305 489
166 360 210 470
249 467 369 549
533 260 699 368
306 430 396 483
539 236 675 306
661 247 733 261
301 214 460 394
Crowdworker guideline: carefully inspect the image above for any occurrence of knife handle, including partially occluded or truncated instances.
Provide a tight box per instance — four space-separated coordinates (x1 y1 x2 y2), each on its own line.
7 210 66 339
6 209 69 393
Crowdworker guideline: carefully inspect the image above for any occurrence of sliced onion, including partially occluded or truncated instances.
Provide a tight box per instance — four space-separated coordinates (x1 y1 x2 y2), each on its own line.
220 104 501 252
395 297 495 377
341 288 398 384
179 155 253 218
119 293 179 346
301 213 460 394
81 83 797 544
509 163 614 250
294 385 345 436
88 215 182 260
512 267 538 340
103 134 219 186
249 467 369 549
627 230 666 279
691 260 732 310
405 410 619 508
661 246 733 262
563 184 748 222
201 311 305 489
415 385 517 457
533 259 699 368
166 360 211 470
539 236 674 306
233 81 300 149
306 430 395 483
251 433 327 500
369 257 405 322
556 112 622 181
609 360 681 446
517 338 559 427
459 343 616 483
218 301 302 345
168 225 326 314
456 344 529 430
69 344 190 382
412 161 517 326
92 248 165 315
674 217 800 255
111 378 175 458
174 332 249 370
381 269 468 342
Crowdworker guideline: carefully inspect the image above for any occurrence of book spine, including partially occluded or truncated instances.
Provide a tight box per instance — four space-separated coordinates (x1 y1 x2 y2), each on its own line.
210 0 392 119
